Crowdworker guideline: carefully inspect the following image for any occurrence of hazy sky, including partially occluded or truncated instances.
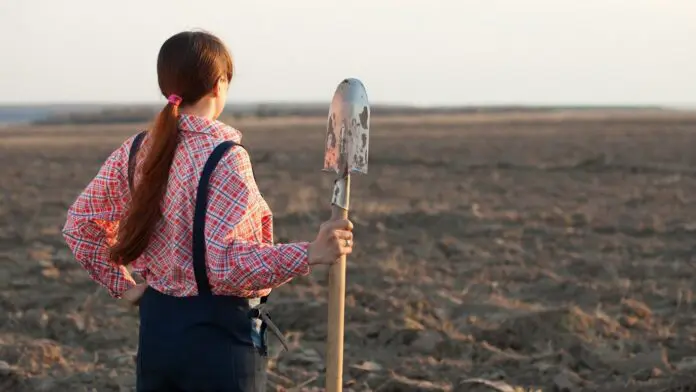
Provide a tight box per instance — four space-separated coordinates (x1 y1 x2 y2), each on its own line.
1 0 694 106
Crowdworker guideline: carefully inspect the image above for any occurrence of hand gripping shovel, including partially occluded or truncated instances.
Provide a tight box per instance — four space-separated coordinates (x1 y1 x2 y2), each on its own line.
323 78 370 392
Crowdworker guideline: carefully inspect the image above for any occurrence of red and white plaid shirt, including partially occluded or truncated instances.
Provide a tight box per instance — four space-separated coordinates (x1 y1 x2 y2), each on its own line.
62 114 310 299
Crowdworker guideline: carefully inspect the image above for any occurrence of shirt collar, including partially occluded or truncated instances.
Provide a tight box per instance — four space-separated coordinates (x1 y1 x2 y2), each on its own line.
177 114 242 143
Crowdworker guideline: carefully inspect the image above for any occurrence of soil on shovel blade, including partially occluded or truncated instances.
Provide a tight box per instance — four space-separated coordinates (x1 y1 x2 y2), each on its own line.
2 111 696 391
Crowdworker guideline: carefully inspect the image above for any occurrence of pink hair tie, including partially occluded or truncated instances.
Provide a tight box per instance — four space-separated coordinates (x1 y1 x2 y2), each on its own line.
167 94 183 106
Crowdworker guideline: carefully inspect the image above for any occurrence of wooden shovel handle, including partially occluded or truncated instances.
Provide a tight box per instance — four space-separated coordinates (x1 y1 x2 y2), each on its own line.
325 183 350 392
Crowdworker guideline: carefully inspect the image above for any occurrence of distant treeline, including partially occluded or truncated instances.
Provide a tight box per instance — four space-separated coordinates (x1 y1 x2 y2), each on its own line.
30 103 667 125
33 107 158 125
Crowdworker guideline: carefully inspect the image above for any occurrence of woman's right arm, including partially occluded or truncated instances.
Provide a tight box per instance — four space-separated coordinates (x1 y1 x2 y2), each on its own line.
204 147 352 293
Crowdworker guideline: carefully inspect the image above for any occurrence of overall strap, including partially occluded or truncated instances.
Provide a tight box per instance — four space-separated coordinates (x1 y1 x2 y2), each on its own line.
192 141 240 296
127 131 147 193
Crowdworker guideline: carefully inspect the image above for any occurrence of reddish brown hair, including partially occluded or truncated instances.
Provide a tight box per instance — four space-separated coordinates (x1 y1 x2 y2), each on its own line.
110 31 233 265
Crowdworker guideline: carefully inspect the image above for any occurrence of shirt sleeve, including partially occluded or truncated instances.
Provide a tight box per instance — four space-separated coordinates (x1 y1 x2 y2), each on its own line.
204 146 311 292
61 141 136 298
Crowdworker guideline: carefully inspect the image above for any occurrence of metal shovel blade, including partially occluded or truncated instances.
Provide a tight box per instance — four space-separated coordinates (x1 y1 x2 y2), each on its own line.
323 78 370 175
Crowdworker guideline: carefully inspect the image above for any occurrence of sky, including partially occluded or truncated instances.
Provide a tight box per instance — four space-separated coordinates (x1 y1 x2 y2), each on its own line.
0 0 694 106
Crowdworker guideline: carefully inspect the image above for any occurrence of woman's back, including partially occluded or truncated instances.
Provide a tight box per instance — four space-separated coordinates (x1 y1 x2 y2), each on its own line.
62 113 310 299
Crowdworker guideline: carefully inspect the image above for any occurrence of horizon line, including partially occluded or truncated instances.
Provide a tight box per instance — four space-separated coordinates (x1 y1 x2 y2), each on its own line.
0 100 694 109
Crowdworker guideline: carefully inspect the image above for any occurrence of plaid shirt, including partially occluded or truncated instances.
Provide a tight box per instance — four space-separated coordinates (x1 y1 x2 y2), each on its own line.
62 114 310 299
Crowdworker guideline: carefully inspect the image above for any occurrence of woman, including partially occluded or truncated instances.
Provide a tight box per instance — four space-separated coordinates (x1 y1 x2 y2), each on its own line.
62 30 354 392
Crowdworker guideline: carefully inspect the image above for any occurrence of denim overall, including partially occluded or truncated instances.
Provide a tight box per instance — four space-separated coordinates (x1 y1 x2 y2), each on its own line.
128 133 279 391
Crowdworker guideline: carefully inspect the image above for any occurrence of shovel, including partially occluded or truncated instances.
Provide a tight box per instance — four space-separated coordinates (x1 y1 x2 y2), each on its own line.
323 78 370 392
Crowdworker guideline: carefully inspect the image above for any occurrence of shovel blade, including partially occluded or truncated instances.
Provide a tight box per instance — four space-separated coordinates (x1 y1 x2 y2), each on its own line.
323 78 370 175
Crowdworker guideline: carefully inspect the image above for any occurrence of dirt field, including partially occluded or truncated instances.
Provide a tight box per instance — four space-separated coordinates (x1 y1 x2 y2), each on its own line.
2 111 696 391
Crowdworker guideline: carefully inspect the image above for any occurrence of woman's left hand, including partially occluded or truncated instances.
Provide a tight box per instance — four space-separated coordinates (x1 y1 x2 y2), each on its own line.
122 283 148 306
